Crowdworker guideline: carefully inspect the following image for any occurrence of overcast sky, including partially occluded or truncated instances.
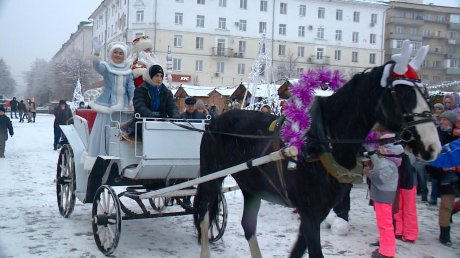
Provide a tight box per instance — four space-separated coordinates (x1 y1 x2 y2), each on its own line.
0 0 101 91
0 0 458 94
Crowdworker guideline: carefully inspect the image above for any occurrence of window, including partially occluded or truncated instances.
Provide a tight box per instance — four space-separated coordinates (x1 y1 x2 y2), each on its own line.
335 30 342 41
280 3 287 14
353 11 360 22
196 60 203 72
279 24 287 35
217 62 225 73
352 32 359 43
371 13 377 25
296 67 304 74
175 13 183 25
410 28 417 35
298 26 305 37
278 44 286 56
197 0 205 4
396 26 404 34
173 58 182 70
174 35 183 47
370 33 376 44
334 50 341 60
239 20 247 31
219 0 226 7
316 48 324 60
318 7 325 19
196 15 204 27
238 63 245 75
218 18 226 29
196 37 204 49
299 5 306 16
238 41 246 53
136 10 144 22
336 9 343 21
298 46 305 57
352 51 358 63
317 27 324 39
369 53 376 64
240 0 247 9
259 22 267 33
260 0 267 12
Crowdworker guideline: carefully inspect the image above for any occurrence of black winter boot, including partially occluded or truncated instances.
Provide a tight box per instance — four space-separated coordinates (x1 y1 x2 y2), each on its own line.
439 226 452 247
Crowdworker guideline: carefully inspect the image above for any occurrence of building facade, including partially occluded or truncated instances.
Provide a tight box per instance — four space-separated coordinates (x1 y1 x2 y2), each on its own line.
89 0 388 87
385 1 460 84
53 22 93 62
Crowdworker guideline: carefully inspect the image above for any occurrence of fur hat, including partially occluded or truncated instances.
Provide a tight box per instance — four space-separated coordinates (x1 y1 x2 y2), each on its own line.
434 103 444 111
132 36 153 53
440 111 458 125
109 43 128 60
148 64 164 78
59 99 66 105
185 97 197 105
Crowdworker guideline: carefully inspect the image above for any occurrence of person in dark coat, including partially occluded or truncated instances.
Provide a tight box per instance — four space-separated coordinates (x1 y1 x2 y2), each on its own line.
130 64 179 138
9 97 18 119
18 100 26 123
180 97 206 120
0 106 14 158
53 100 73 150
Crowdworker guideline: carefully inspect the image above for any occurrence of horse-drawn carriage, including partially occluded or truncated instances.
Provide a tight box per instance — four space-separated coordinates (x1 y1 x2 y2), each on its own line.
56 110 230 255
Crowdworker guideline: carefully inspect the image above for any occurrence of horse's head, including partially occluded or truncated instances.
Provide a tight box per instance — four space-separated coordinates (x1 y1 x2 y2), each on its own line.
375 40 441 161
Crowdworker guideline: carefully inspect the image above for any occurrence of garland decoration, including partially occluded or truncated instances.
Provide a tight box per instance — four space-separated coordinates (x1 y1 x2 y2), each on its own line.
281 68 346 151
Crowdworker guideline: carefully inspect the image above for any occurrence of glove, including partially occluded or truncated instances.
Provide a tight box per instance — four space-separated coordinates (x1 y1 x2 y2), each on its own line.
92 37 102 55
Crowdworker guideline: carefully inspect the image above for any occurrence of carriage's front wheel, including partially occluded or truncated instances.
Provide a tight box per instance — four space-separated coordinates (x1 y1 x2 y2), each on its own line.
92 185 122 256
56 145 76 218
208 193 228 242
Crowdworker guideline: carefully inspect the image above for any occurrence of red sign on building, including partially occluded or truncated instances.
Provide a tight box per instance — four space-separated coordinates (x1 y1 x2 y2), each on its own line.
171 74 191 82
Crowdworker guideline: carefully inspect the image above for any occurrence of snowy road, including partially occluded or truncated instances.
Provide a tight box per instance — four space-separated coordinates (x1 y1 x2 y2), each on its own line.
0 114 459 258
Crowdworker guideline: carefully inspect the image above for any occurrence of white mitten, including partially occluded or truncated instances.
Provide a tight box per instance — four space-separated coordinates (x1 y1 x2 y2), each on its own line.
92 37 102 55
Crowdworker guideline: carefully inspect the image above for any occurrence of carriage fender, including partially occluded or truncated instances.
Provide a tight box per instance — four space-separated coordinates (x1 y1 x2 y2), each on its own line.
60 125 86 154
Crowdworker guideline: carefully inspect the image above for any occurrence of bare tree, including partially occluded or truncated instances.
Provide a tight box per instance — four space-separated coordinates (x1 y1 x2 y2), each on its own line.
0 58 17 97
23 59 52 106
50 50 100 101
275 51 299 81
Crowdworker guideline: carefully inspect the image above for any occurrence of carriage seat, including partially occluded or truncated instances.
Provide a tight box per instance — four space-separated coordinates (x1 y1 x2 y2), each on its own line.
75 109 97 133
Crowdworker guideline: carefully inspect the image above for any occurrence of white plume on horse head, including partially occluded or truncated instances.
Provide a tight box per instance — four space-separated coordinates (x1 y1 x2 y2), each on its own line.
409 45 430 71
391 40 412 75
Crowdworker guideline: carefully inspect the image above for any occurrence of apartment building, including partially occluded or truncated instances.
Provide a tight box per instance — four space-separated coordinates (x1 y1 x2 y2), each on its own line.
53 21 93 62
88 0 388 87
385 1 460 84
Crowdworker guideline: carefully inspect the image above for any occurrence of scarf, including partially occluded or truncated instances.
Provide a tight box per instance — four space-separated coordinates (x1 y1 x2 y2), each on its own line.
146 83 160 112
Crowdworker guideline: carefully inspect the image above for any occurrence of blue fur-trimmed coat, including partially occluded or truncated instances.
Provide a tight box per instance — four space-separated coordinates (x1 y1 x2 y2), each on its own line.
90 57 135 114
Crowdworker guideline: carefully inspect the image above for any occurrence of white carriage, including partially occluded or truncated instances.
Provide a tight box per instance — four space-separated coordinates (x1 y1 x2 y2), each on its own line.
56 109 229 255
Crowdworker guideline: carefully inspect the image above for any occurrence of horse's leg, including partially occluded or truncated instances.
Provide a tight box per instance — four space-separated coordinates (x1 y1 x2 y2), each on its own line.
290 212 324 258
199 210 211 258
241 192 262 258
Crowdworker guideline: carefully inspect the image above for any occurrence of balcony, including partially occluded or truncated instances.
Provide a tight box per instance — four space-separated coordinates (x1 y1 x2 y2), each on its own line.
211 47 234 58
449 23 460 30
389 33 423 42
388 16 424 26
308 55 330 65
446 67 460 75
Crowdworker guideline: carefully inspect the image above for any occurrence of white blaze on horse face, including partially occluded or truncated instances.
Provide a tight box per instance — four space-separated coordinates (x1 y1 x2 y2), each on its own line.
412 89 441 161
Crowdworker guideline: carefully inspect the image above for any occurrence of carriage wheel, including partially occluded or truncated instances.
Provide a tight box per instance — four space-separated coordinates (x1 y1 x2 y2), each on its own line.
148 197 167 211
56 145 76 218
208 193 228 242
92 185 122 256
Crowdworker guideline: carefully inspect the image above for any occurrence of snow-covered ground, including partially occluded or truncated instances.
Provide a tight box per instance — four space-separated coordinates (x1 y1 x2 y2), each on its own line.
0 114 459 258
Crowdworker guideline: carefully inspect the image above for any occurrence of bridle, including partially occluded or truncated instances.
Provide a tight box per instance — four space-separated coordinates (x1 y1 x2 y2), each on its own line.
386 76 436 143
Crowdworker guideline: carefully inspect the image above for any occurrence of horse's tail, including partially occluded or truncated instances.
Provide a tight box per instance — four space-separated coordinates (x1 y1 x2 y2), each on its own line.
193 132 224 244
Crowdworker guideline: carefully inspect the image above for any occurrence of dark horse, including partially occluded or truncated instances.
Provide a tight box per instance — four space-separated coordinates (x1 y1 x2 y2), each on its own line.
194 42 441 258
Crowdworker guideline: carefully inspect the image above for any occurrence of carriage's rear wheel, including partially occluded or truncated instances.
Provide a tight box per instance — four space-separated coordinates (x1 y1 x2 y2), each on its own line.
92 185 122 256
208 193 228 242
56 145 76 218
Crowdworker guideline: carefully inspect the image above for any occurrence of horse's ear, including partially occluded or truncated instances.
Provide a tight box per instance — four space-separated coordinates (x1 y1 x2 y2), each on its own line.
409 45 430 71
391 40 412 75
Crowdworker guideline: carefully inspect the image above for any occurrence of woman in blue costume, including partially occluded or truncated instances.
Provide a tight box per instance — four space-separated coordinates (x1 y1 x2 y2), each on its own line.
86 39 135 165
